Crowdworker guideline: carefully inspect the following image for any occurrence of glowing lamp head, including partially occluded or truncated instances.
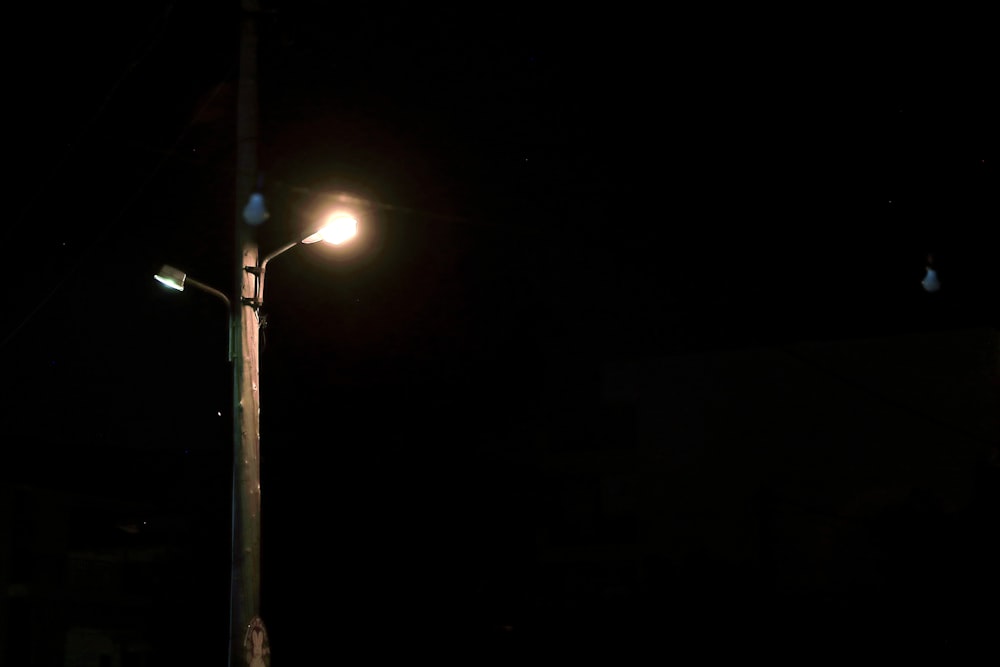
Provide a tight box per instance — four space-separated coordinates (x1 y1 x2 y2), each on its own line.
302 212 358 245
154 265 186 291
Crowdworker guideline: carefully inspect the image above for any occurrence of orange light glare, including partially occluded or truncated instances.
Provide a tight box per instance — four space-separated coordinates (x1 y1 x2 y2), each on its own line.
303 212 358 245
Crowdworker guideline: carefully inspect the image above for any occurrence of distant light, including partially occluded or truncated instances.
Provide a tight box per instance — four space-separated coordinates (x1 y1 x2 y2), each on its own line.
217 411 222 416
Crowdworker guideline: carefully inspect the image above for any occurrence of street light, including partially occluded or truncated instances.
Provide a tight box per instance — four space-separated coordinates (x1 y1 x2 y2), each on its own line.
154 265 233 360
153 206 359 329
253 210 359 309
155 197 359 664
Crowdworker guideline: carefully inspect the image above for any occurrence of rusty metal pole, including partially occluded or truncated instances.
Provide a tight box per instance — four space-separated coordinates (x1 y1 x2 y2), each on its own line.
231 0 266 664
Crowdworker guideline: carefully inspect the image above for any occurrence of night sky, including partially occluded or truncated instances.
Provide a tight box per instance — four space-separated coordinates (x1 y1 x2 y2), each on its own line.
2 2 998 662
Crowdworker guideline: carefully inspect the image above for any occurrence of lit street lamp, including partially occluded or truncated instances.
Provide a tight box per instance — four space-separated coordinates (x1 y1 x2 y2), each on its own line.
153 265 232 304
154 265 233 360
155 197 359 664
254 211 359 309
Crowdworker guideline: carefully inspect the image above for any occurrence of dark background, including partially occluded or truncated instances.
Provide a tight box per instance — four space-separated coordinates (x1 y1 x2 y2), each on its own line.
1 1 998 663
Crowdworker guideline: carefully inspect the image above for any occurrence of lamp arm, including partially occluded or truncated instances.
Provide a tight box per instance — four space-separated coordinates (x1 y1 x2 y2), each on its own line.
253 240 302 309
184 276 233 310
261 240 299 270
177 276 233 362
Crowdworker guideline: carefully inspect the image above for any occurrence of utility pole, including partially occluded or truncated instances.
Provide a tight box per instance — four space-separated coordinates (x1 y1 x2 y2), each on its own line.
231 0 266 664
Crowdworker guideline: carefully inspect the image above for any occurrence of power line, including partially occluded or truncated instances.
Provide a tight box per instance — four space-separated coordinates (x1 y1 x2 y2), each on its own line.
776 336 999 451
269 180 502 229
54 141 557 237
1 4 182 353
13 3 178 226
0 74 235 356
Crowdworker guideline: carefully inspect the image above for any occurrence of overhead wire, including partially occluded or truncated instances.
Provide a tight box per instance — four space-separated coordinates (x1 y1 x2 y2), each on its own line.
0 3 237 355
775 338 999 451
12 3 177 227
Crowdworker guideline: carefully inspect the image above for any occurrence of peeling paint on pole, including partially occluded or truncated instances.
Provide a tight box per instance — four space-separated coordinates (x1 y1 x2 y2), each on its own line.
244 617 270 666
